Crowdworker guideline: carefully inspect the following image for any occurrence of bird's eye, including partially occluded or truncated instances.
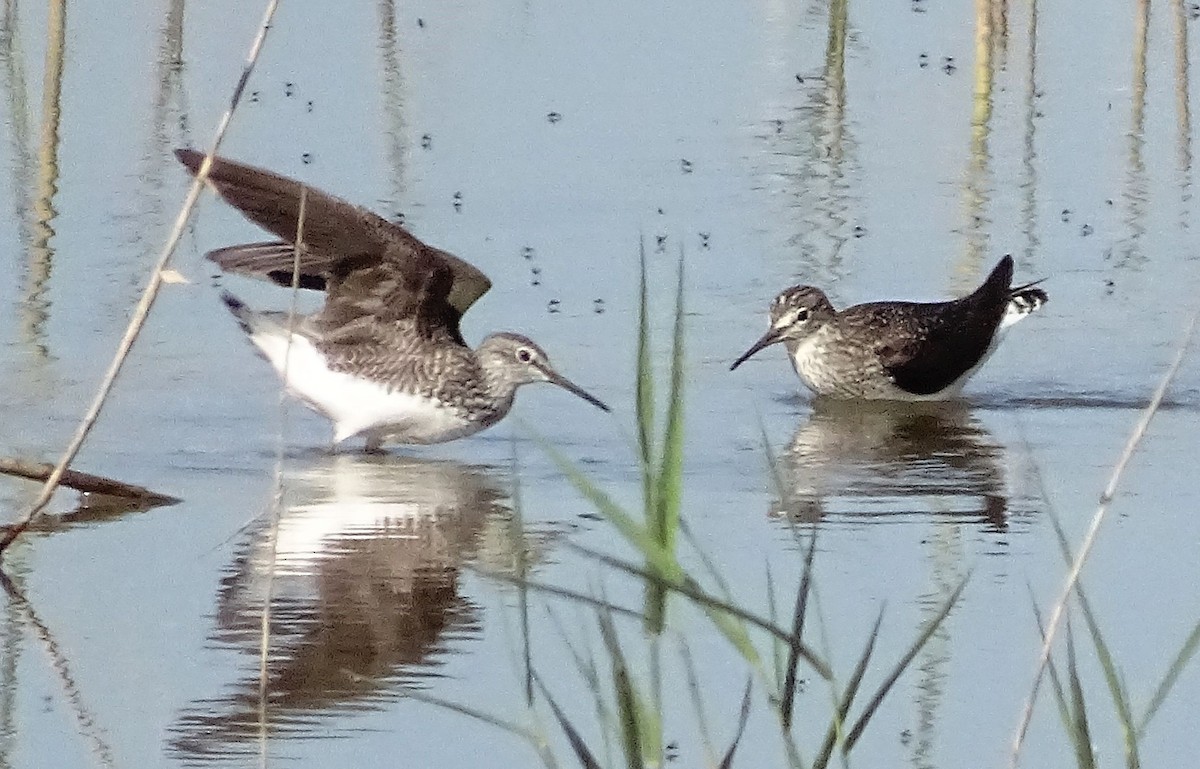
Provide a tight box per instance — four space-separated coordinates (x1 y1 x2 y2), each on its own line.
517 348 533 363
795 309 809 322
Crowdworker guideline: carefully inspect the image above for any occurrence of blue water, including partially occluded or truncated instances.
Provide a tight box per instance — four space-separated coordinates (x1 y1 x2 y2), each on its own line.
1 0 1198 767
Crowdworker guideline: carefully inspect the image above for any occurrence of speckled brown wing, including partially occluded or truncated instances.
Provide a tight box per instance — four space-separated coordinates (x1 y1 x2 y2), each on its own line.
849 256 1014 396
175 149 492 344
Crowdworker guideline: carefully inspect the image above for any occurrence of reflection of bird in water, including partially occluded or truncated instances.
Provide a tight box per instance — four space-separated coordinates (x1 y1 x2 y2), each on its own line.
773 400 1009 529
169 455 519 761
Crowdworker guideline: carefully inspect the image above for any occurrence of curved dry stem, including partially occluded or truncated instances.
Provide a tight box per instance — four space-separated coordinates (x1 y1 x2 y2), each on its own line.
0 0 284 556
1010 306 1200 765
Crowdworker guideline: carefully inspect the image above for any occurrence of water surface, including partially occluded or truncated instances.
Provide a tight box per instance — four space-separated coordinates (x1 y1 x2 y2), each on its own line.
1 0 1198 767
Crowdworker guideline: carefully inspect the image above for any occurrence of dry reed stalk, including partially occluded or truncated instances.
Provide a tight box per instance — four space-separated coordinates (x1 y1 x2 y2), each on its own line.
0 457 179 504
257 184 307 758
0 0 284 557
1010 306 1200 765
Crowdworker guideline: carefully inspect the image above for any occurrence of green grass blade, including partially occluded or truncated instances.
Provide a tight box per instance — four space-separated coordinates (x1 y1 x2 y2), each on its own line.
1030 584 1075 746
533 670 605 769
680 639 717 766
1065 623 1097 769
680 518 737 606
781 729 810 769
646 253 686 633
567 542 830 678
471 565 648 624
844 572 970 750
404 689 541 744
1137 617 1200 737
757 413 791 511
547 605 616 764
1047 508 1139 761
597 610 647 769
537 439 680 580
635 235 655 503
717 677 754 769
656 255 686 532
510 446 534 707
813 608 884 769
766 562 785 691
781 530 818 730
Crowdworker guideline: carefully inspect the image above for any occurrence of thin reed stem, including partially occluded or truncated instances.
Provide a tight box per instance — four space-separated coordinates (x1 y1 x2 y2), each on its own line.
1010 306 1200 765
0 0 284 556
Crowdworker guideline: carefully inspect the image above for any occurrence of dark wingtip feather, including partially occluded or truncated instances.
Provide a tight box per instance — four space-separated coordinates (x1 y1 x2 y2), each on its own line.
174 148 204 173
218 290 254 335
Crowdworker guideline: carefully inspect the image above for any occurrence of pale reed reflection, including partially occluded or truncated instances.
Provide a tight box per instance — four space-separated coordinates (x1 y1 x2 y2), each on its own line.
806 0 853 283
957 0 1002 290
1173 0 1193 211
22 0 67 357
910 524 965 769
759 0 856 289
0 570 115 769
1118 0 1151 267
1019 0 1041 265
1 0 34 257
119 0 187 310
169 455 515 762
377 0 409 211
771 400 1009 529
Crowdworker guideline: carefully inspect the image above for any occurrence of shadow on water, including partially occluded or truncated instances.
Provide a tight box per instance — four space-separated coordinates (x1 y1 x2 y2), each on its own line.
168 454 517 763
771 399 1012 530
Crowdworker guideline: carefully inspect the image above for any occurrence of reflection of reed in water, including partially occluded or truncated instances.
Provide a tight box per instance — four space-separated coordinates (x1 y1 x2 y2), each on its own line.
772 400 1008 529
169 456 511 761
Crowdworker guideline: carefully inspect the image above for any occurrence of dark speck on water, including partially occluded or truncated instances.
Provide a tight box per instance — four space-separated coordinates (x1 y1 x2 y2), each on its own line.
919 53 929 68
547 299 560 314
942 56 957 74
285 82 294 97
453 191 463 212
301 152 312 164
593 299 605 314
306 100 313 113
680 158 693 173
417 17 425 27
656 234 668 252
547 111 562 123
421 134 432 149
249 91 260 103
522 246 534 260
853 225 867 238
1081 223 1094 236
1061 208 1072 222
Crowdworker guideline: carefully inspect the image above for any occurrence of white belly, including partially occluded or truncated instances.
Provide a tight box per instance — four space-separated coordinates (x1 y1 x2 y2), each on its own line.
249 331 479 445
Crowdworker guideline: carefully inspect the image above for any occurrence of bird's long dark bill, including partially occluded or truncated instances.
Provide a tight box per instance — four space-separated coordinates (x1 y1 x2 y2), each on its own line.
540 366 610 412
730 328 784 371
